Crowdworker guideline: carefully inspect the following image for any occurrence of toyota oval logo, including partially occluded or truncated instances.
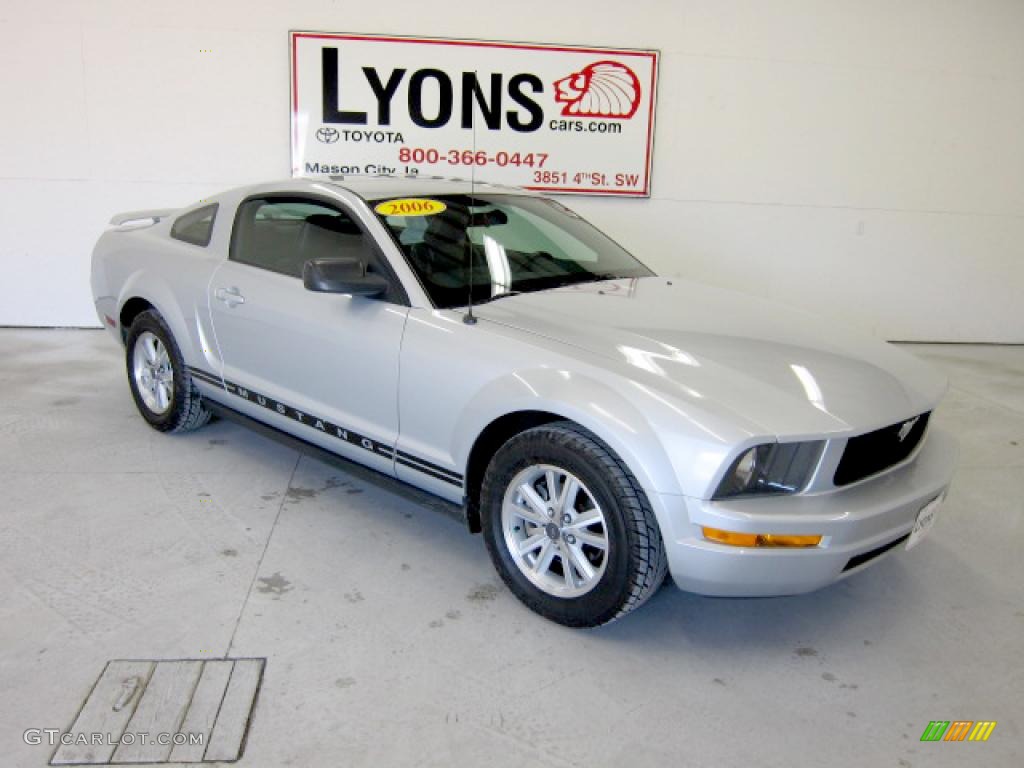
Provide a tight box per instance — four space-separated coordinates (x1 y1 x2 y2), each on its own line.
315 126 340 144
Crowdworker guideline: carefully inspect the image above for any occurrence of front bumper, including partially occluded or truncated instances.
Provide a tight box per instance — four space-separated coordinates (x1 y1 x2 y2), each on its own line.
657 427 958 597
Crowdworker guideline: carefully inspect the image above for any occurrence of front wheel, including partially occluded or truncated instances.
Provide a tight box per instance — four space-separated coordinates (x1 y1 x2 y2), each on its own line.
125 310 212 433
480 421 668 627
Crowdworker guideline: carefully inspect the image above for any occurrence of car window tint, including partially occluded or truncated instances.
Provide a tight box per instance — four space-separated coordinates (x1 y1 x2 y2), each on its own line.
170 204 218 247
467 205 600 263
373 194 652 309
230 198 373 278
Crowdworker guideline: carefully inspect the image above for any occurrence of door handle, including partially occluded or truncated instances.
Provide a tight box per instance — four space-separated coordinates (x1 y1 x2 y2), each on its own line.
214 287 245 308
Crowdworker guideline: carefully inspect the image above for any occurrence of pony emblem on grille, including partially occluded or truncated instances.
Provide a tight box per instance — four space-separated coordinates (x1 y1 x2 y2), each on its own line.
898 416 920 442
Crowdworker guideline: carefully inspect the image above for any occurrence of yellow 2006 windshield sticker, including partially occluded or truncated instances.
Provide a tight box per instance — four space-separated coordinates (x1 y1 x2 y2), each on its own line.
374 198 447 217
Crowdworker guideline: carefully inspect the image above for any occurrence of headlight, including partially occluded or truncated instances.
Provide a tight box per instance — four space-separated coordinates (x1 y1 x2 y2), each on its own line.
713 441 825 499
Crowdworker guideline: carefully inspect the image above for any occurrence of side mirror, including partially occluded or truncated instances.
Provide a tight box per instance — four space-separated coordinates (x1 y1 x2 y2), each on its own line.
302 257 389 297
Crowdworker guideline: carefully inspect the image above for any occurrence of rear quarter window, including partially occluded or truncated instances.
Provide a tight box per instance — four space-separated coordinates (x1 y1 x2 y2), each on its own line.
171 203 219 247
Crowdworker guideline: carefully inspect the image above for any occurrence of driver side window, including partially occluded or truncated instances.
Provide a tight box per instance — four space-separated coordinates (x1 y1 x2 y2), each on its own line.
230 198 372 279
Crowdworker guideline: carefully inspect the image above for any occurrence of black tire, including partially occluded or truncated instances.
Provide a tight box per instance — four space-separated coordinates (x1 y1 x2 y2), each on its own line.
125 309 212 433
480 421 668 627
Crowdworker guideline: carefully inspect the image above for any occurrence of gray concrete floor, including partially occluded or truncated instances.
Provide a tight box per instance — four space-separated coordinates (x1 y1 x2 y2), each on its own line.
1 329 1020 768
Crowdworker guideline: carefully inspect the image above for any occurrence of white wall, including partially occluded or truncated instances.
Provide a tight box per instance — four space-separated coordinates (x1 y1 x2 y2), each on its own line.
1 0 1022 340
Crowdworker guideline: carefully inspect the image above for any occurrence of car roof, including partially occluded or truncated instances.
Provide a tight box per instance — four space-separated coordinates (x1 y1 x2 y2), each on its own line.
317 174 537 201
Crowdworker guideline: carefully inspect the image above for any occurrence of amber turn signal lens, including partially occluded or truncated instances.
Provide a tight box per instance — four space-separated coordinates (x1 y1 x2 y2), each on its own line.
702 527 822 548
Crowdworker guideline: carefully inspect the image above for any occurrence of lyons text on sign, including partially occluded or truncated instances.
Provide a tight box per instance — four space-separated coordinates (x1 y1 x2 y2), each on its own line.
290 32 659 196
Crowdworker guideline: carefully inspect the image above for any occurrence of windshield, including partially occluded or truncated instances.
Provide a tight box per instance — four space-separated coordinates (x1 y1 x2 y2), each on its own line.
370 194 653 309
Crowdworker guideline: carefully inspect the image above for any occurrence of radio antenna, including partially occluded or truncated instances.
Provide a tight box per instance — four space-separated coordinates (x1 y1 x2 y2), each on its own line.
463 71 478 325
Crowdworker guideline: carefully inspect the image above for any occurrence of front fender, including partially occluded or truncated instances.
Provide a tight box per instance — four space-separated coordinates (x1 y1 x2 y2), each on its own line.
453 368 687 499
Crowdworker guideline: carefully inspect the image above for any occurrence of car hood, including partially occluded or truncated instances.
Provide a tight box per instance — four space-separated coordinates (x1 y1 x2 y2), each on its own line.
475 277 946 438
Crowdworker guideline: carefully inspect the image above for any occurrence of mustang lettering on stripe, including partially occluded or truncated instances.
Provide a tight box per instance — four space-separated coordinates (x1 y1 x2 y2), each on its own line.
187 366 462 487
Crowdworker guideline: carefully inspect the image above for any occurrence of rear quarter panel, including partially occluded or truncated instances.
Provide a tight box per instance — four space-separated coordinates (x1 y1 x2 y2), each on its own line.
90 210 227 375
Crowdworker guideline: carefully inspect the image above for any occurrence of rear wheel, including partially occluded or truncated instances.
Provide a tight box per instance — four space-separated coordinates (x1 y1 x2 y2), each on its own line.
481 421 668 627
125 310 211 433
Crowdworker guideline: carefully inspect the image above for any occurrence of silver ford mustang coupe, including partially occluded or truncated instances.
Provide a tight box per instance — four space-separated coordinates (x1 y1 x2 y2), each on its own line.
91 176 957 626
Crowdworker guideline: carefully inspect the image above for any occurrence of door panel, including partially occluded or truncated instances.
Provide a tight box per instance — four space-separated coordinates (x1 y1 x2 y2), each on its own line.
209 261 407 475
208 196 408 476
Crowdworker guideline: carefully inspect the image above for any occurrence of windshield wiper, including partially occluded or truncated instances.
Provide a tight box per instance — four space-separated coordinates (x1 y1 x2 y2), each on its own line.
476 274 633 304
545 273 630 291
477 290 522 304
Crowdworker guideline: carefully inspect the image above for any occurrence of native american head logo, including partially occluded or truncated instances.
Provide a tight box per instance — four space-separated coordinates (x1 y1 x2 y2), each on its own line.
553 61 642 119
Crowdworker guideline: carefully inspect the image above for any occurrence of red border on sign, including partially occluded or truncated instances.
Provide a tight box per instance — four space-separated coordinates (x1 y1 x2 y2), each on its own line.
290 32 657 196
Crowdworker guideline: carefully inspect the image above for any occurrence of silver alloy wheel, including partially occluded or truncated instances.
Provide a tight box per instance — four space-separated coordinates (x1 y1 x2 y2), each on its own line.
132 331 174 415
501 464 609 598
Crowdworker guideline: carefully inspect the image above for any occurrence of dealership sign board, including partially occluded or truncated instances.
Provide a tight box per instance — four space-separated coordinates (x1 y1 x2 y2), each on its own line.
290 32 659 196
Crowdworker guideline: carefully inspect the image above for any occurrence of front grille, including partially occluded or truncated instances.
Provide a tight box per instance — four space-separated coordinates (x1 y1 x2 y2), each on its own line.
834 412 930 487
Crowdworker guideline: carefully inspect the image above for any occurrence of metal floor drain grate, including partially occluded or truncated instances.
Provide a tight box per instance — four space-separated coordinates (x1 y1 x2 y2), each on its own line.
51 658 265 765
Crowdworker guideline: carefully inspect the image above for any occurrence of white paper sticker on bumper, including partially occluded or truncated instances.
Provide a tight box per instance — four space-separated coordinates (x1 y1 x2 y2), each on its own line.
907 493 944 550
